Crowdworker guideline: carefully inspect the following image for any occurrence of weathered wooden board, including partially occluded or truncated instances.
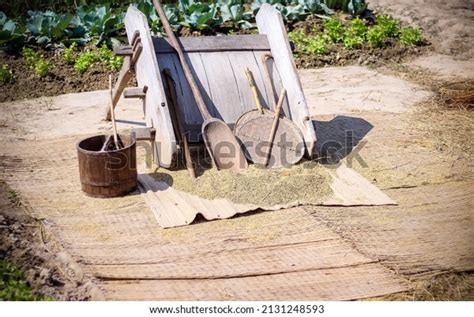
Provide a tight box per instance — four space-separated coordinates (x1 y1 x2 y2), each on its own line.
227 51 270 112
124 6 176 167
153 34 270 53
100 263 408 300
256 4 316 155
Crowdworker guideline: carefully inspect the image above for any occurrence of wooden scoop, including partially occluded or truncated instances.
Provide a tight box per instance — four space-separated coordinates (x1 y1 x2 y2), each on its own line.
153 0 248 172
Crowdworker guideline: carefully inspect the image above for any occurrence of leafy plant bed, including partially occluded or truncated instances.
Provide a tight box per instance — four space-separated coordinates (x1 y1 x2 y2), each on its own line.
290 14 429 68
0 48 132 103
0 3 429 103
0 260 53 300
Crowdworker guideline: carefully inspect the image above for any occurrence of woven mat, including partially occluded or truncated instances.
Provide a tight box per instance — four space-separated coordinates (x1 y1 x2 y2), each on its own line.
0 136 410 300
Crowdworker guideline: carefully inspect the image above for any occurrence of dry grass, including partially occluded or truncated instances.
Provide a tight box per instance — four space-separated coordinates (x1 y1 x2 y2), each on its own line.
438 80 474 110
382 63 473 110
369 272 474 301
151 160 332 205
414 92 474 162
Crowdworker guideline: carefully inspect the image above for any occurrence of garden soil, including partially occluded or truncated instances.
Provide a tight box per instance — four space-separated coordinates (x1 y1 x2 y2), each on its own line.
370 0 474 60
291 15 429 69
0 50 137 103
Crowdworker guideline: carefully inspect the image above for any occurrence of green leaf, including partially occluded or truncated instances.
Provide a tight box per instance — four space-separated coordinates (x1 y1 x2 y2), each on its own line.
27 16 44 35
0 11 7 26
2 20 16 32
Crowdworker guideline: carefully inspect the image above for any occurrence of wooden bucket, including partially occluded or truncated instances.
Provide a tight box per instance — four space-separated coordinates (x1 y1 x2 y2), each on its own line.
77 134 137 198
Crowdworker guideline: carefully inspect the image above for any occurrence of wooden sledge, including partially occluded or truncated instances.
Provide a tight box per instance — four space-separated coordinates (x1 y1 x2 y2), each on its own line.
112 4 316 168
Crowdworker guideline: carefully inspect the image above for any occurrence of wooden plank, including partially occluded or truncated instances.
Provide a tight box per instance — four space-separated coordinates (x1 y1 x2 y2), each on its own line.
114 45 133 56
124 6 177 168
158 51 279 135
91 238 374 279
132 127 155 141
123 87 147 99
226 51 270 116
155 52 211 142
256 4 317 156
152 34 270 54
100 264 409 300
199 51 251 122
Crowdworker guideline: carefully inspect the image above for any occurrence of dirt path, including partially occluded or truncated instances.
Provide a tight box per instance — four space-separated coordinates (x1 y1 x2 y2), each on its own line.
0 181 102 300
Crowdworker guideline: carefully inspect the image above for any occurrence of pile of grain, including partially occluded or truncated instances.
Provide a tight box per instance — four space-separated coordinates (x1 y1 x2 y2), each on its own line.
152 161 332 206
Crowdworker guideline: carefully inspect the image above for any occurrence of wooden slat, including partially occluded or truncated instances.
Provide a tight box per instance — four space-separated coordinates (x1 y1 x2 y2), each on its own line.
91 239 375 279
153 35 270 54
198 52 243 122
123 87 147 99
114 45 133 56
124 6 177 168
256 4 317 155
226 51 270 116
132 127 155 141
101 264 409 300
155 52 211 142
156 50 284 140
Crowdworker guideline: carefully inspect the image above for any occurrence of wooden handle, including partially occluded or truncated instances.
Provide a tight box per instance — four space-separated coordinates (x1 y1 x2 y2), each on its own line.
104 31 141 121
262 53 277 108
244 67 264 114
109 75 120 150
264 88 287 167
100 135 112 152
153 0 212 120
105 57 133 121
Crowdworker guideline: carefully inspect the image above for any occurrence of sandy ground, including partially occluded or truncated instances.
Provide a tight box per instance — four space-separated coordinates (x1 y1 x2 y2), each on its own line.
301 66 432 115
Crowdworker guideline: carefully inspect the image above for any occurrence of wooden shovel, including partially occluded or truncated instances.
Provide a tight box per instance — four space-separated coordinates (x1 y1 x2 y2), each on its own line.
153 0 248 172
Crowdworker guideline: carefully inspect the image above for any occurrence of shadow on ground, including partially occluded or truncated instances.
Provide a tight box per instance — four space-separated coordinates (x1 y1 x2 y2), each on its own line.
312 115 373 165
